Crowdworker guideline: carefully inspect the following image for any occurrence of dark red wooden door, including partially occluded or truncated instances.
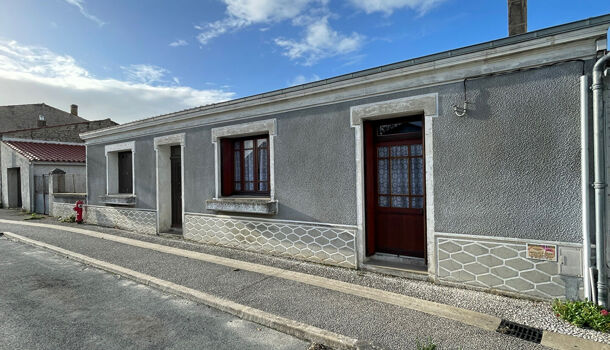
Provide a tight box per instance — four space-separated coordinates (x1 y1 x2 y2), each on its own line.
365 117 426 258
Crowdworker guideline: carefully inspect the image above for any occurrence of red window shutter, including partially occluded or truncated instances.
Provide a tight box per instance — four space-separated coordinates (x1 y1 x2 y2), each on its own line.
220 139 234 196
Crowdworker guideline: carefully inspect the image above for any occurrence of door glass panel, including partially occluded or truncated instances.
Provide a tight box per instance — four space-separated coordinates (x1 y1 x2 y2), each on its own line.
410 157 424 195
234 182 241 191
377 159 388 194
392 196 409 208
412 197 424 208
259 182 268 191
391 145 408 157
390 158 408 194
245 182 254 191
410 144 422 156
234 141 240 150
378 195 389 207
377 146 388 157
257 138 267 148
244 140 253 149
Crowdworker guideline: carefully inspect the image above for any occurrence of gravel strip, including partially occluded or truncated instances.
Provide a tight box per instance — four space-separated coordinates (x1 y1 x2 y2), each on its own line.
3 209 609 344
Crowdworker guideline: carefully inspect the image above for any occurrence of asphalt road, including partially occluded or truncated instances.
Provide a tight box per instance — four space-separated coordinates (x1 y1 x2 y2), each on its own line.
0 218 549 349
0 237 309 350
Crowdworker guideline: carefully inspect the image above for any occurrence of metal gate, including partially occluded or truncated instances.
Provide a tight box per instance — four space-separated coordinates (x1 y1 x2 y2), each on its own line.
34 175 49 215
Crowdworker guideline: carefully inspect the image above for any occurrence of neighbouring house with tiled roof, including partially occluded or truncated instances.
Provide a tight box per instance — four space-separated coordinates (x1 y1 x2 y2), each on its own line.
1 140 86 214
0 103 117 211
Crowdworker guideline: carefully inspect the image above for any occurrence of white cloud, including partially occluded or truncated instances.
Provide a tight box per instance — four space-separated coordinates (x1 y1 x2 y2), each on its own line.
196 0 324 45
196 17 249 45
348 0 446 15
121 64 168 84
287 74 320 86
275 17 364 65
169 39 188 47
225 0 316 23
0 40 234 123
64 0 105 26
196 0 364 65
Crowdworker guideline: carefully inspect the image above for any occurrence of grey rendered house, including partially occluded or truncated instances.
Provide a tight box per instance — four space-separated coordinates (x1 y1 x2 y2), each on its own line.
78 15 610 301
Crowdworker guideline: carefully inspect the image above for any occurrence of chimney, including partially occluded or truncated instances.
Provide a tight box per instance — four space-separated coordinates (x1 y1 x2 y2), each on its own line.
508 0 527 36
71 104 78 116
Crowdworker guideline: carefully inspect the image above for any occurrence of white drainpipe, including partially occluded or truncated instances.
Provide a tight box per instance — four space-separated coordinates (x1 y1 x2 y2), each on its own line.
581 75 592 301
592 52 610 308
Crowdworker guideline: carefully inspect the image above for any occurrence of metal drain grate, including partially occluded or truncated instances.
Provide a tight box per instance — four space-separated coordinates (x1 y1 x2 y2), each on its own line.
496 319 543 343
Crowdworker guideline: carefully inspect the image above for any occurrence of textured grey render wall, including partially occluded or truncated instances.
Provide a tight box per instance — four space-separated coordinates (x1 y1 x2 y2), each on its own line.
432 61 584 243
87 60 589 243
86 143 106 205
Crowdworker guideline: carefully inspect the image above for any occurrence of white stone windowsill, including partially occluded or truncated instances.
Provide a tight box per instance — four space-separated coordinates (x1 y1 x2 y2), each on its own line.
206 197 278 215
100 194 136 206
53 193 87 198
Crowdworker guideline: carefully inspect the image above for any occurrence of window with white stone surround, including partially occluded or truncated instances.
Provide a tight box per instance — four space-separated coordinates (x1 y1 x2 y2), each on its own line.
207 119 278 214
103 141 136 205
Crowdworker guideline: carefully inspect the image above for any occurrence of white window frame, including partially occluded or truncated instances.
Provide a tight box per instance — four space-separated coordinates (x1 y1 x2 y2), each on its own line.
104 141 135 195
211 119 276 200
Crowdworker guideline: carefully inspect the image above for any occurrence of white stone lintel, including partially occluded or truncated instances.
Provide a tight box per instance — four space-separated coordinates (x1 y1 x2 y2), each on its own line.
350 93 438 126
154 133 185 149
211 119 276 142
105 141 135 154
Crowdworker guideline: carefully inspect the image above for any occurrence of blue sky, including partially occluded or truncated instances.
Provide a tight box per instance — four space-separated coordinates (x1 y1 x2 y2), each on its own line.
0 0 608 123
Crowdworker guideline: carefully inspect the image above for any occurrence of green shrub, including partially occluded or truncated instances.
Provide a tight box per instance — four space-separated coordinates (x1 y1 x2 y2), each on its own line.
552 299 610 332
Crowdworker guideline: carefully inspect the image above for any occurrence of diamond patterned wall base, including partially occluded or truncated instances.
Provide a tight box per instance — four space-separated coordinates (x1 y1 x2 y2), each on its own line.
437 236 577 300
184 213 357 268
85 205 157 235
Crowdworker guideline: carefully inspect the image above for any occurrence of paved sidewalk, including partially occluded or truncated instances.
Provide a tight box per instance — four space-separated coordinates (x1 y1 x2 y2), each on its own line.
1 210 608 349
0 239 309 350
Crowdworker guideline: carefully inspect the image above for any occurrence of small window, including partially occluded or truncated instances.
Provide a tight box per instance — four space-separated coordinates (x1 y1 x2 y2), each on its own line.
221 135 269 196
118 151 133 194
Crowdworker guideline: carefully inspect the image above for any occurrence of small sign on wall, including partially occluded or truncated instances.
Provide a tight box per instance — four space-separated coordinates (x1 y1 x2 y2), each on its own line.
526 243 557 261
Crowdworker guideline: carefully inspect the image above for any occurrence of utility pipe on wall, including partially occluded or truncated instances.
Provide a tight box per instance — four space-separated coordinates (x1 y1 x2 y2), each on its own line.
592 52 610 308
581 75 592 301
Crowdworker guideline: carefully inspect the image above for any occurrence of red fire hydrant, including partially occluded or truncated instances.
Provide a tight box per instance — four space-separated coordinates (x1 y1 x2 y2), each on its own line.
73 200 84 224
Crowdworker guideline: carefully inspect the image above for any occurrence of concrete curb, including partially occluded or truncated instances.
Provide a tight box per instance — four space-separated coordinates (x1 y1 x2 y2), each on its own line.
3 232 375 350
2 220 610 349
